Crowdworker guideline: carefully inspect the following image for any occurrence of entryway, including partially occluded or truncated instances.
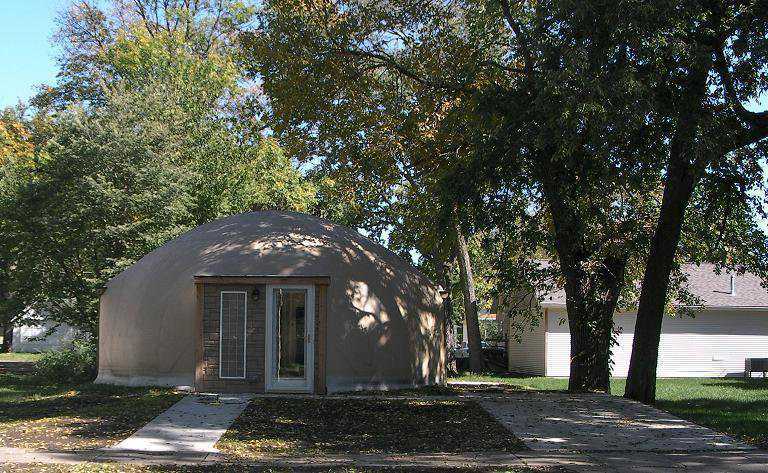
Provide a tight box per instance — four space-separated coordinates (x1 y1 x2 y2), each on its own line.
194 276 328 394
265 284 315 393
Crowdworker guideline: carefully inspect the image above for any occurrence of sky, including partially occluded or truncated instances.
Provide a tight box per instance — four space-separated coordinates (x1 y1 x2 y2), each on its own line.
0 2 766 112
0 1 68 108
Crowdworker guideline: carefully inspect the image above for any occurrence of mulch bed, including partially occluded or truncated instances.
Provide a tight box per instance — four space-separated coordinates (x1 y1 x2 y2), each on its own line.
217 397 525 458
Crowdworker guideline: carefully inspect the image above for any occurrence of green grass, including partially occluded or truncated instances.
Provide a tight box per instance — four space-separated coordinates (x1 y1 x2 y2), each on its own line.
0 373 183 451
218 397 524 458
451 374 768 448
0 352 43 362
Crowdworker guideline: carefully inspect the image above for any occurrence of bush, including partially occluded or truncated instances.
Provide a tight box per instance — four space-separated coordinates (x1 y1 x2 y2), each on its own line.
33 341 97 384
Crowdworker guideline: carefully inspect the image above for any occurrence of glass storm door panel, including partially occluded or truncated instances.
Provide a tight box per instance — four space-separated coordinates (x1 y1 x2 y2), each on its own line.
266 285 315 392
219 291 247 379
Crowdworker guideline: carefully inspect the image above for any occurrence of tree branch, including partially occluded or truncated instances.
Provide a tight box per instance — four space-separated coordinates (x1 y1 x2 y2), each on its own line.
329 48 474 94
714 47 768 131
498 0 533 73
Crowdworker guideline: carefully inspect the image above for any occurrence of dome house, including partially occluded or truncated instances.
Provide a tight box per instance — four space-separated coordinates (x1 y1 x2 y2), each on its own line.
96 211 445 393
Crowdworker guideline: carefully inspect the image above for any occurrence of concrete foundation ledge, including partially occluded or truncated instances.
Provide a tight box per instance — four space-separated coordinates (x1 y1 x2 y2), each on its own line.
94 371 193 388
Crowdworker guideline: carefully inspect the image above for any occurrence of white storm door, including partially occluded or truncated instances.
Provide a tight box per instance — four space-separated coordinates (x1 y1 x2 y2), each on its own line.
265 285 315 392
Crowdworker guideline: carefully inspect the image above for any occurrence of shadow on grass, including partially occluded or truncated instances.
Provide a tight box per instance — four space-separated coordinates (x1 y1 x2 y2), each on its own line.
705 379 768 391
0 373 182 450
338 385 459 397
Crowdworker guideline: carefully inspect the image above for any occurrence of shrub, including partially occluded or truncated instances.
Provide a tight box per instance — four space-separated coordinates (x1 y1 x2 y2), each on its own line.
33 340 97 384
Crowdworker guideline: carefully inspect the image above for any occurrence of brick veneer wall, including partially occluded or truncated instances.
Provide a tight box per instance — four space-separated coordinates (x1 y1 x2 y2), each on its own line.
198 284 266 392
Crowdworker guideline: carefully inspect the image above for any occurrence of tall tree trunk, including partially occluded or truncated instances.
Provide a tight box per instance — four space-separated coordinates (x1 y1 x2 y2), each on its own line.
563 258 626 392
1 324 12 353
625 53 711 404
538 161 626 392
567 306 613 392
438 260 457 375
454 222 485 373
625 161 698 403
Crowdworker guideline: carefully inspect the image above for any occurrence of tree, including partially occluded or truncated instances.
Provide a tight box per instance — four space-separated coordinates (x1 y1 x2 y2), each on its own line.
0 0 316 334
625 2 768 404
43 0 254 108
2 92 195 334
246 0 669 390
243 0 496 371
0 108 36 351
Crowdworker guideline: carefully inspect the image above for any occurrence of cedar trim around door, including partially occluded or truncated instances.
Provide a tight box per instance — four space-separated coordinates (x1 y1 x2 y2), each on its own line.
193 275 328 393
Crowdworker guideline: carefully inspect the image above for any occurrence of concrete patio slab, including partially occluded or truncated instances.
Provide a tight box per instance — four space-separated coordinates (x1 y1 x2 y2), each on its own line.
478 391 751 453
107 393 251 454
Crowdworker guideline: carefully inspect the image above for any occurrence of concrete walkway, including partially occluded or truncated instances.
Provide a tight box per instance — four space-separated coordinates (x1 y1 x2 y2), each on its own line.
473 387 767 472
3 446 768 471
0 447 584 468
479 391 751 452
108 393 251 454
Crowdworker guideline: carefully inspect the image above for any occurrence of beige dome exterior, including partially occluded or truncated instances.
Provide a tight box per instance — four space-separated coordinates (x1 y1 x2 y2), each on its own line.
96 211 445 392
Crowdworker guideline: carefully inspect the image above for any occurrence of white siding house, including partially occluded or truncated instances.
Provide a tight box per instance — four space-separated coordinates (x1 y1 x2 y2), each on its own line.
12 321 78 353
506 264 768 377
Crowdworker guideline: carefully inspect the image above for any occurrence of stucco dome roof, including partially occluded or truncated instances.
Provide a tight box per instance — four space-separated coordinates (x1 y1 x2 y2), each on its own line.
108 210 435 289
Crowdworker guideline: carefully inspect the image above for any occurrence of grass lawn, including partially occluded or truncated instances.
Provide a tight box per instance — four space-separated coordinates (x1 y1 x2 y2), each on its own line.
452 374 768 448
0 352 43 362
0 373 183 451
217 397 524 459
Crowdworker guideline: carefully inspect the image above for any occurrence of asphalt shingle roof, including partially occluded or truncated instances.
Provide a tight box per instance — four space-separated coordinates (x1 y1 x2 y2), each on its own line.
540 263 768 309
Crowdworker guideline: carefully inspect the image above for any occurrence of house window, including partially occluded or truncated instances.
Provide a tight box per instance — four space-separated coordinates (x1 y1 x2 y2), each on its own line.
220 291 247 379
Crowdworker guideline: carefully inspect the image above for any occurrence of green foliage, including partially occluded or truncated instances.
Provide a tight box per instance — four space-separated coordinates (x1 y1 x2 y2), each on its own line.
248 0 768 391
1 92 195 333
0 1 317 335
42 0 255 108
193 137 316 222
478 319 503 343
33 340 98 384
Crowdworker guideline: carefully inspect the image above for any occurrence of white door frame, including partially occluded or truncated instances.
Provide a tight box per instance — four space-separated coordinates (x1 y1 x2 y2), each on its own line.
265 284 315 393
219 291 247 379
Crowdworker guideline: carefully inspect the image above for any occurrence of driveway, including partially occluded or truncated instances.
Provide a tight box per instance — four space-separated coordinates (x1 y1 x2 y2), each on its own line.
475 390 768 472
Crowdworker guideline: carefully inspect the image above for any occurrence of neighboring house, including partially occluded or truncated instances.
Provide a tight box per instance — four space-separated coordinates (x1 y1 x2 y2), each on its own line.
12 321 78 353
455 312 500 347
502 263 768 377
452 312 501 360
96 211 445 393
